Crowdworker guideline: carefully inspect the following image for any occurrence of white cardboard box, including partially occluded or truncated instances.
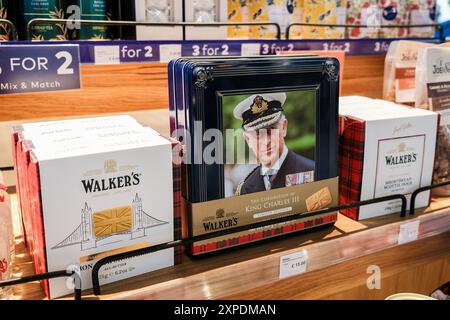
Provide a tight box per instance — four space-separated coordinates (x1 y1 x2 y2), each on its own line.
14 117 177 298
339 98 438 220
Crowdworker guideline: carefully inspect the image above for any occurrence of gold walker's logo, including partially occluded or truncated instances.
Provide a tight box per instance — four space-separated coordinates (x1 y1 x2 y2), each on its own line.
81 160 141 194
251 96 269 114
203 209 239 232
385 142 417 166
216 208 225 219
104 160 117 173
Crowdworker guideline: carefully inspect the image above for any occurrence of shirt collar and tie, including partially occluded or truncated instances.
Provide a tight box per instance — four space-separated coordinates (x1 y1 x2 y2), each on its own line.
260 146 289 191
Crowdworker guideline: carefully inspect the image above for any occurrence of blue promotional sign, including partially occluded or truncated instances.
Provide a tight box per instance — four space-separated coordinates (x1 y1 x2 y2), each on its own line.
88 43 161 64
1 37 442 65
182 42 242 57
0 44 81 94
119 43 160 62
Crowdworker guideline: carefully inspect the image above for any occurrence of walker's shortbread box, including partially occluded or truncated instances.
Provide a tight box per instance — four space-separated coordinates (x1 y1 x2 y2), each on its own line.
12 116 181 299
339 97 438 220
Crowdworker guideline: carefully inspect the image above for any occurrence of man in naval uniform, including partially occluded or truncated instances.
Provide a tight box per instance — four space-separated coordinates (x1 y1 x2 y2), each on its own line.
234 92 315 196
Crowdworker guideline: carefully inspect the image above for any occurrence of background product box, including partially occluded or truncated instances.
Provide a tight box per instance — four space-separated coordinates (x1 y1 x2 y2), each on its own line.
280 50 345 95
185 0 228 40
408 0 437 38
226 0 250 39
134 0 183 40
339 97 438 220
415 46 450 196
383 40 434 105
347 0 379 39
0 0 18 41
11 116 182 299
77 0 114 40
20 0 70 40
301 0 347 39
379 0 409 38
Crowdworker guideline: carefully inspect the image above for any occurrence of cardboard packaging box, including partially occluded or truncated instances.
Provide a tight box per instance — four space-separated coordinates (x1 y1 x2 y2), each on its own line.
12 116 181 299
338 97 438 220
415 46 450 196
383 40 434 105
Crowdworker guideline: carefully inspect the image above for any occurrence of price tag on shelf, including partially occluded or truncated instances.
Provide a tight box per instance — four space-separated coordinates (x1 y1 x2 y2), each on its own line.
398 220 420 245
0 44 81 94
279 249 308 279
159 44 182 63
94 45 120 65
241 43 261 56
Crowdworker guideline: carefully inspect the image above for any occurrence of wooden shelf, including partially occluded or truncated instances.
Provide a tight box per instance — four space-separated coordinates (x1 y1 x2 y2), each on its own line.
7 194 450 300
0 56 385 123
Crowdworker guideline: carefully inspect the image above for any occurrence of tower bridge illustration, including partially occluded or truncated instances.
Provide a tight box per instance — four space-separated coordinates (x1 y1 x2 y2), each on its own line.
53 193 168 251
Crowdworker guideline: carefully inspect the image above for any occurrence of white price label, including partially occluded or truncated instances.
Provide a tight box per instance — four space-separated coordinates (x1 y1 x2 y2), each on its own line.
159 44 182 62
398 220 420 245
279 249 308 279
94 46 120 65
241 43 261 56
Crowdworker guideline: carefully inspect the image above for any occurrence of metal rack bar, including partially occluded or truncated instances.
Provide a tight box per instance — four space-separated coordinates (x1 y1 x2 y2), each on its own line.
285 23 444 42
3 178 449 299
27 19 282 41
0 18 18 41
410 180 450 214
91 193 407 295
0 270 82 300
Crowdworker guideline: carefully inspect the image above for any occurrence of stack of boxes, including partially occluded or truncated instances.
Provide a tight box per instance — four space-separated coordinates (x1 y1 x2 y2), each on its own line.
338 96 438 220
11 115 181 298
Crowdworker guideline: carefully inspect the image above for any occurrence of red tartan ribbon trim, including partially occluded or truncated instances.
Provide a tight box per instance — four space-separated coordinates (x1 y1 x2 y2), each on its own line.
190 213 337 255
0 184 7 203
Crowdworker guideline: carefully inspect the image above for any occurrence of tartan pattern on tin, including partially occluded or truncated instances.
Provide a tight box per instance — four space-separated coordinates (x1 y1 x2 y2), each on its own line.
338 115 366 220
189 213 337 255
171 139 183 264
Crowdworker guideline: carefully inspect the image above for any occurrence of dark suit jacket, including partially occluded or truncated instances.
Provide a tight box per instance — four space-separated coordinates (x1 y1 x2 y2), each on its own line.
238 150 315 195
